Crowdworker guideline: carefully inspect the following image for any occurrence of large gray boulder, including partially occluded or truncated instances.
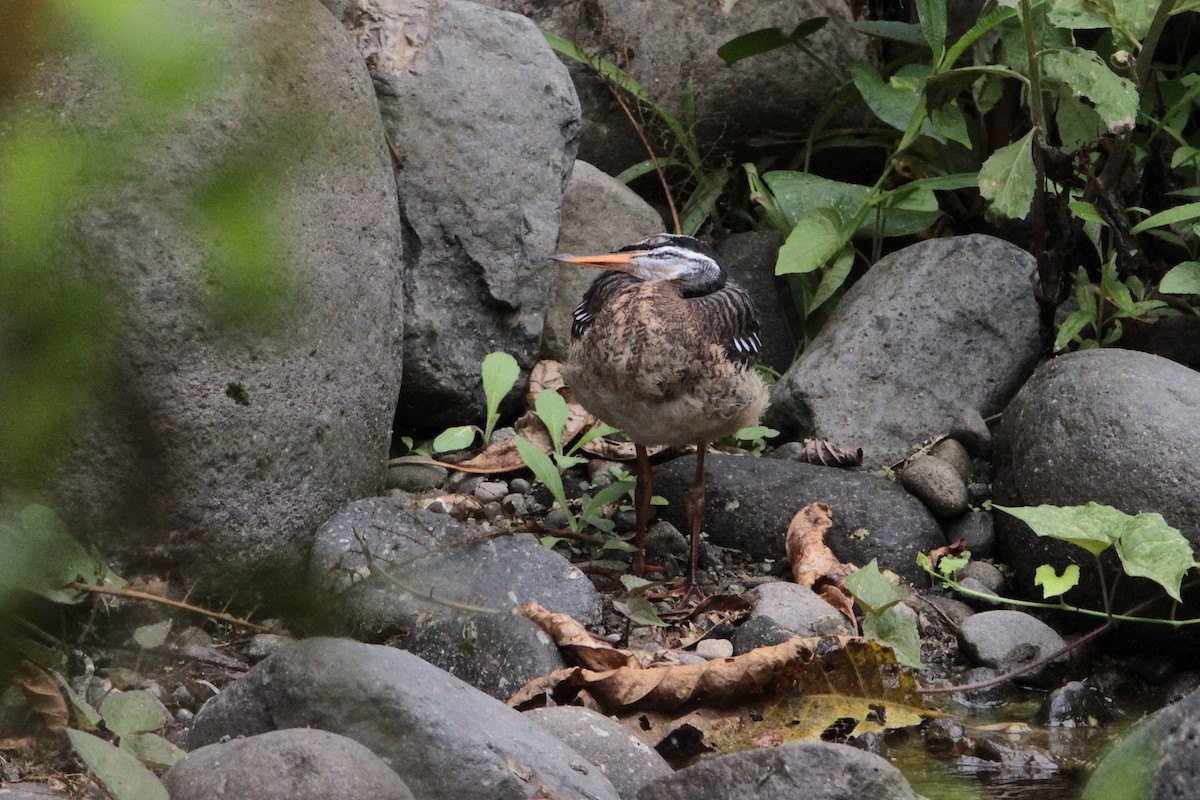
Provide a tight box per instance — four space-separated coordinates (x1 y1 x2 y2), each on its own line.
482 0 868 177
330 0 581 429
993 348 1200 605
45 0 403 592
189 637 620 800
768 235 1042 466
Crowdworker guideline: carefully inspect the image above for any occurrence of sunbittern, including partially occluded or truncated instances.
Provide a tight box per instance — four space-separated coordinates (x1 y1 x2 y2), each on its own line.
554 233 769 597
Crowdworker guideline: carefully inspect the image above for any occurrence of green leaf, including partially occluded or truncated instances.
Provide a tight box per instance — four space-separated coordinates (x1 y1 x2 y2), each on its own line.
1042 48 1138 134
51 670 103 732
514 436 575 531
862 606 924 668
938 553 970 577
481 351 520 439
777 210 845 275
1069 200 1107 226
432 425 477 454
100 690 169 737
67 729 169 800
534 390 570 455
734 425 779 441
1056 95 1107 151
807 246 855 314
850 20 928 45
845 559 905 614
978 130 1036 220
680 170 730 237
1034 563 1080 598
717 19 830 65
915 0 947 63
1113 512 1196 602
613 597 668 627
1054 308 1095 351
120 732 186 770
993 502 1128 556
765 171 939 239
132 620 172 650
849 62 925 134
1160 262 1200 295
1130 202 1200 234
619 574 654 594
0 503 119 603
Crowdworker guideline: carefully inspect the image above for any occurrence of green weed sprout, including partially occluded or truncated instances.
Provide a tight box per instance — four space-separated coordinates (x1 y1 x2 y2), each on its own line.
432 351 519 453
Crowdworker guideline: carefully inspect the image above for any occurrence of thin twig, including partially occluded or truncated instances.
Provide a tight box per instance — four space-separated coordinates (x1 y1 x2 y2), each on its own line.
68 582 273 634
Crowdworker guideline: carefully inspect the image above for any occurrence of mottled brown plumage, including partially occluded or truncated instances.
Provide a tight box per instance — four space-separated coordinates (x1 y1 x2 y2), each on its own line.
554 234 769 600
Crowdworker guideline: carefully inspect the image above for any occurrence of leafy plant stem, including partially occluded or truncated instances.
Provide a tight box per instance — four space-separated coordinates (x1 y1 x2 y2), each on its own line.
1094 552 1112 618
610 87 683 234
1136 0 1177 89
1019 0 1053 327
921 576 1200 695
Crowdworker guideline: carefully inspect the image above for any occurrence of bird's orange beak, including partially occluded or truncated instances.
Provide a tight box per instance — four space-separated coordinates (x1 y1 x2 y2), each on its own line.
551 250 648 272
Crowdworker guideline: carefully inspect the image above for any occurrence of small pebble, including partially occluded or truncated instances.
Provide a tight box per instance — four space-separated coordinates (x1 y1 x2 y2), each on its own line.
174 708 194 724
509 477 531 494
543 507 569 530
694 639 734 660
481 501 503 521
501 493 529 517
386 463 448 492
930 438 972 483
899 455 968 518
474 481 508 504
489 426 516 445
949 407 992 458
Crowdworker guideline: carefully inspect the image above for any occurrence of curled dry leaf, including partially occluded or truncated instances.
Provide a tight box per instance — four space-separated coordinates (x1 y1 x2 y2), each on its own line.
516 602 640 671
796 439 864 468
927 538 968 572
510 635 916 714
784 503 857 628
17 660 68 735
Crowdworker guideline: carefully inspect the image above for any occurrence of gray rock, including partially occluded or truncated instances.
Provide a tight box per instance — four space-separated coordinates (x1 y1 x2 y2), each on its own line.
525 706 671 800
331 0 579 430
930 438 973 483
1038 681 1113 728
957 560 1004 593
165 729 414 800
309 499 602 638
949 407 993 458
655 454 944 583
404 611 566 701
899 455 969 518
994 349 1200 607
957 577 1001 606
944 511 996 558
718 230 797 375
694 639 734 659
546 161 664 361
386 463 449 493
733 583 853 654
189 638 619 800
635 741 922 800
485 0 867 178
769 235 1041 466
958 610 1068 687
44 0 403 593
0 785 70 800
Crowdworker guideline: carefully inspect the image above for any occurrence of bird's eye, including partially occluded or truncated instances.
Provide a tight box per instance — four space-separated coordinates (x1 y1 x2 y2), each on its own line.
640 233 673 248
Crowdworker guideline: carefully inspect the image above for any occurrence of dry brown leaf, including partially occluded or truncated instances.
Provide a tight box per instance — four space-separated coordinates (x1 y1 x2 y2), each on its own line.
784 503 857 628
795 439 864 468
928 537 968 572
17 660 68 735
516 602 640 671
510 635 916 713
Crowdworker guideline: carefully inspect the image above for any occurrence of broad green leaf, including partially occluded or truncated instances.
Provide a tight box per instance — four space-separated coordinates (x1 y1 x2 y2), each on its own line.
432 425 477 453
1042 48 1138 133
994 502 1129 555
718 26 798 66
1047 0 1156 42
1034 563 1080 598
846 560 906 614
978 130 1036 219
514 436 574 531
915 0 947 63
1160 262 1200 294
120 732 186 770
1054 308 1095 351
481 351 519 418
862 606 924 668
1113 512 1196 602
850 62 925 134
735 425 779 441
0 503 119 603
1069 200 1107 226
67 729 169 800
132 620 172 650
807 246 855 314
1130 202 1200 234
100 691 169 737
777 210 844 275
534 389 570 454
613 597 668 627
851 20 927 45
939 553 970 576
1056 94 1106 151
51 670 103 732
765 171 940 238
619 574 654 594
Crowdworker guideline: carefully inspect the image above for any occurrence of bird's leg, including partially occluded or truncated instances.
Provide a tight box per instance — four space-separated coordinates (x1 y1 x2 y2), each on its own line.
683 444 708 596
633 443 653 576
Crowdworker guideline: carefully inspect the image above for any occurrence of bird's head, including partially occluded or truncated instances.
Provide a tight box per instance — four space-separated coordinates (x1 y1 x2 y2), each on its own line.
552 233 727 297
